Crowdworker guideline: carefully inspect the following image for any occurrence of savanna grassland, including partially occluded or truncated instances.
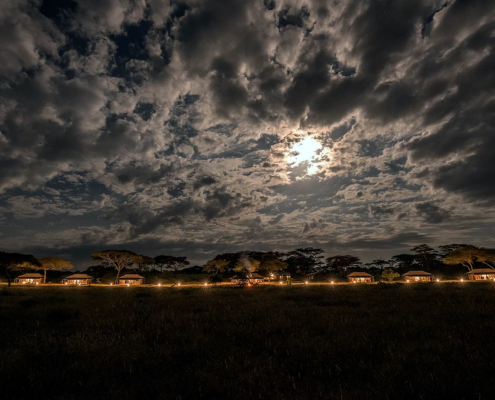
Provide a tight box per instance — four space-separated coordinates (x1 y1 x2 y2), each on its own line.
1 283 495 400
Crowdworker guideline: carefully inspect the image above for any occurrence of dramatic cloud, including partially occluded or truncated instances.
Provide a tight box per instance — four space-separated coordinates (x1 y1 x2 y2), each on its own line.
1 0 495 267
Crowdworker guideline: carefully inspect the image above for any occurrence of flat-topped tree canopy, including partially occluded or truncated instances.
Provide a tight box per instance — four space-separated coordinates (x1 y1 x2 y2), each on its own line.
402 271 432 276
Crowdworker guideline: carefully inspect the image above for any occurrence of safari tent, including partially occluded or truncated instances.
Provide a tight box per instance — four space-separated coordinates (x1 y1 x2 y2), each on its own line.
466 268 495 280
347 272 374 283
402 271 433 282
118 274 145 285
62 274 94 285
15 273 43 284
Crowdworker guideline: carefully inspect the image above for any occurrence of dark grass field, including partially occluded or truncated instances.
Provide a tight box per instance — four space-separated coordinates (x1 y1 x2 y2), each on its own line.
1 283 495 399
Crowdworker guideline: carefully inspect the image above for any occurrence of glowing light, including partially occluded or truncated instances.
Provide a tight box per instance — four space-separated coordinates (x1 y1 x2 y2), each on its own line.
436 279 440 282
23 282 26 284
305 281 308 284
110 283 113 286
331 281 334 285
36 282 39 285
127 283 130 286
178 283 181 286
460 279 464 282
65 282 68 285
158 283 161 287
204 283 207 286
279 281 283 285
286 135 330 176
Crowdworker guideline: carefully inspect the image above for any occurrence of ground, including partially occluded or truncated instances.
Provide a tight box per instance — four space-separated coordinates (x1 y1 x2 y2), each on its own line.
1 283 495 399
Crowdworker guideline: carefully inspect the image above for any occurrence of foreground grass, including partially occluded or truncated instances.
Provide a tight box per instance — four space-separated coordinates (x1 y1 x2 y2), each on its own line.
1 284 495 399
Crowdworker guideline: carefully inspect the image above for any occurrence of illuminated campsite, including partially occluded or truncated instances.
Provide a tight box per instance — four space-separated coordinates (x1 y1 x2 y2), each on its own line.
1 0 495 399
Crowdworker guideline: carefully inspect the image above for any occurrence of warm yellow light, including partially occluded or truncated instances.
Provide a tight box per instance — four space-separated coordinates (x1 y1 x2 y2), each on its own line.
158 283 161 287
305 281 308 284
279 281 283 285
65 282 68 285
178 283 181 286
460 279 464 282
331 281 334 284
36 282 39 285
127 283 130 286
204 283 207 286
436 279 439 282
23 281 26 284
110 283 113 286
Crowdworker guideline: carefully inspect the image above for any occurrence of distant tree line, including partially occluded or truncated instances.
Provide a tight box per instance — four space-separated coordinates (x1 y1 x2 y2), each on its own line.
1 244 495 287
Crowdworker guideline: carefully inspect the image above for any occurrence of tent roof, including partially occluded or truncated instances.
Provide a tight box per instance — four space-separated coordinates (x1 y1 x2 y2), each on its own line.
65 274 93 279
119 274 144 279
347 272 373 277
17 273 43 278
467 268 495 274
402 271 432 276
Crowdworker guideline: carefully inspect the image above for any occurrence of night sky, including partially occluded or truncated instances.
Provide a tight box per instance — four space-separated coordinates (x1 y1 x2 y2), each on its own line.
1 0 495 268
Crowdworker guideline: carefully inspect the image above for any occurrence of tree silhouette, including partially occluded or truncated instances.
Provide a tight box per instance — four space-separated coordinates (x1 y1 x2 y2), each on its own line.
37 257 73 284
411 244 438 271
92 250 142 283
204 259 229 275
326 255 361 276
154 256 189 277
285 248 325 276
0 252 40 287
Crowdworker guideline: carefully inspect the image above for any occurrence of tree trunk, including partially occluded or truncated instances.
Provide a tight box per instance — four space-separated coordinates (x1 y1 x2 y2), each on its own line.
44 269 47 284
6 271 11 288
115 269 121 284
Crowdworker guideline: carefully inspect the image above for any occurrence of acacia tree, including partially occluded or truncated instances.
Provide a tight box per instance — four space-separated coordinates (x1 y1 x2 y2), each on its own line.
382 269 400 282
0 252 40 287
154 256 190 277
370 259 388 270
138 256 156 273
476 248 495 269
444 246 479 271
38 257 73 283
285 248 325 276
444 246 495 271
92 250 142 283
390 254 417 269
411 244 439 271
326 255 361 277
259 257 288 277
204 259 229 276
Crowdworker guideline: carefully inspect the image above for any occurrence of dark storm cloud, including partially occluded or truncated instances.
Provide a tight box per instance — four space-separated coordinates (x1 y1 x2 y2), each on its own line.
1 0 495 265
